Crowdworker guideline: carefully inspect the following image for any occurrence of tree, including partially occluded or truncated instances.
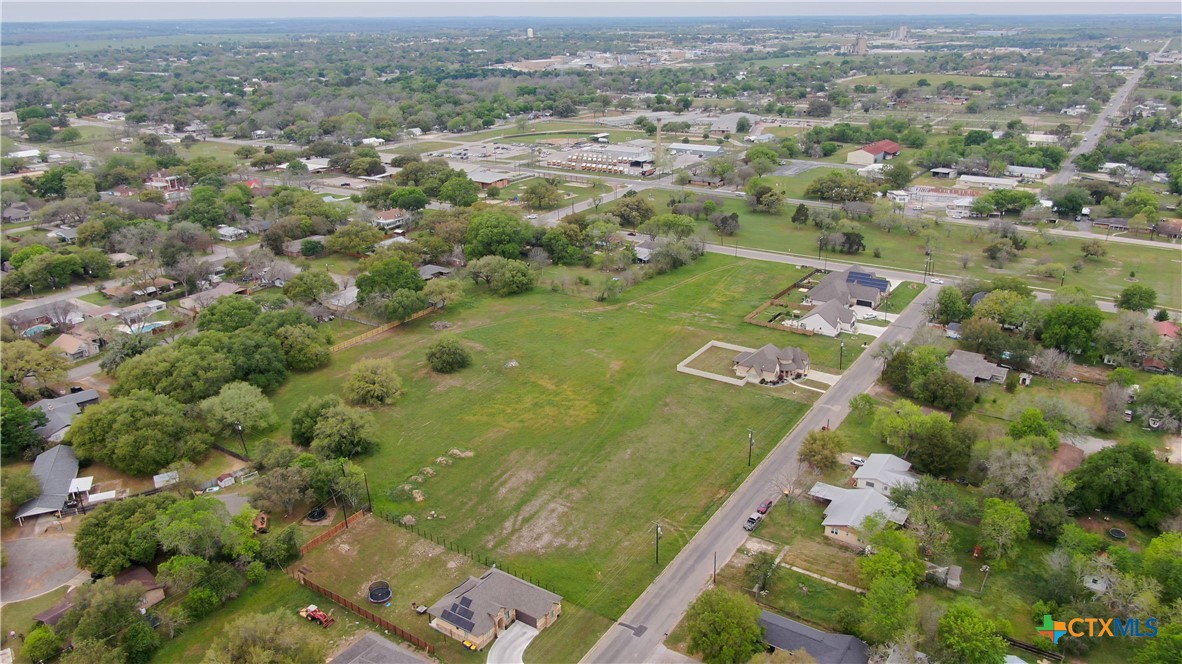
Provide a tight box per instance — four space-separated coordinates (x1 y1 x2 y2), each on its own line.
804 170 876 202
883 163 914 189
1117 284 1157 313
1039 304 1103 354
157 555 210 593
283 269 337 304
155 496 236 559
799 429 843 471
357 256 424 305
389 186 429 211
250 466 313 516
1008 409 1060 446
325 221 383 255
684 588 764 664
937 603 1007 664
1080 239 1107 259
200 381 276 436
439 177 480 207
203 612 326 664
2 339 67 400
343 358 403 405
612 196 655 227
311 404 377 459
735 116 752 133
979 497 1031 560
982 448 1064 516
465 210 532 259
23 625 63 663
74 494 176 575
113 345 235 404
1097 311 1159 368
791 203 810 225
56 577 146 648
1 388 47 460
806 98 833 117
1031 348 1071 381
423 277 464 308
383 288 429 322
746 551 778 593
291 395 340 446
1 468 41 518
60 640 127 664
522 180 564 210
1138 376 1182 433
1144 533 1182 604
274 324 331 371
426 336 472 373
1069 441 1182 527
640 213 696 239
932 286 972 324
68 391 212 476
490 259 536 296
860 575 917 644
197 296 261 333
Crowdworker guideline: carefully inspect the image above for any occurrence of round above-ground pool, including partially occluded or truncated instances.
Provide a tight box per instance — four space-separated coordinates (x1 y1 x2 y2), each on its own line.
368 580 392 603
306 506 328 522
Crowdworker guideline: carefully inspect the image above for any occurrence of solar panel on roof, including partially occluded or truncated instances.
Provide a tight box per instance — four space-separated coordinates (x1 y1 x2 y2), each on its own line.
456 605 475 620
441 609 476 632
459 596 473 608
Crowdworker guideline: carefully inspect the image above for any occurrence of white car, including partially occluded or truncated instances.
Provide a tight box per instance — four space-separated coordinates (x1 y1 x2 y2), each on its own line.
861 312 878 320
930 278 945 284
526 214 539 220
850 456 866 467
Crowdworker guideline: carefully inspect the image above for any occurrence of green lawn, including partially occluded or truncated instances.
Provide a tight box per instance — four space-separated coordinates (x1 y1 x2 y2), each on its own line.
524 603 615 664
385 141 461 155
454 121 614 143
847 74 1027 89
297 253 362 278
77 291 111 305
0 586 69 661
179 140 249 164
152 572 366 663
629 190 1182 308
267 255 816 626
880 281 924 314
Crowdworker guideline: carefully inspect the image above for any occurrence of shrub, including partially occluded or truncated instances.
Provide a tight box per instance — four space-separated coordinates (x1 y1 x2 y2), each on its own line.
183 587 221 619
426 336 472 373
342 358 404 406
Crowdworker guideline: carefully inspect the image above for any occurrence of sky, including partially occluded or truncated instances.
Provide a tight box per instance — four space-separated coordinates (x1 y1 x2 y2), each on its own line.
3 1 1180 22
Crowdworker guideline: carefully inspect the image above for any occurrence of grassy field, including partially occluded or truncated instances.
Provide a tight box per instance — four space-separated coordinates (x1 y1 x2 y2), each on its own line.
495 177 612 209
77 291 110 305
845 74 1021 89
152 572 367 663
266 255 823 630
0 586 70 661
454 121 612 143
180 140 247 164
499 129 647 145
630 190 1182 308
384 141 461 155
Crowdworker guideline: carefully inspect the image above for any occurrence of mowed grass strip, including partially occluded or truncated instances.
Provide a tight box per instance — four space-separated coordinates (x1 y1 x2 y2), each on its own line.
269 255 821 623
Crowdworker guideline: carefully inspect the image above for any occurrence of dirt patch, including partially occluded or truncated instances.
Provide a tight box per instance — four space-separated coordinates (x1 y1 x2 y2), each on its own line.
409 537 446 560
487 489 589 555
743 537 781 556
1050 444 1085 475
301 507 339 527
1076 514 1142 550
493 457 542 500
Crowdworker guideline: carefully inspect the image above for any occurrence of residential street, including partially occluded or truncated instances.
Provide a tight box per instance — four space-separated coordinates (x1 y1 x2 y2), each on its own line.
581 263 936 664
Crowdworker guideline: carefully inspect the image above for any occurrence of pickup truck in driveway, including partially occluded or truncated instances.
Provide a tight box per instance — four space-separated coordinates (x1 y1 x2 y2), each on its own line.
743 512 763 531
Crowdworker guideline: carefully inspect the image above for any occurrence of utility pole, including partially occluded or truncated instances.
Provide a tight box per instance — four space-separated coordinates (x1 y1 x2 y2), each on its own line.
839 340 846 371
979 564 991 593
232 421 248 458
339 460 351 529
654 522 662 565
747 428 755 466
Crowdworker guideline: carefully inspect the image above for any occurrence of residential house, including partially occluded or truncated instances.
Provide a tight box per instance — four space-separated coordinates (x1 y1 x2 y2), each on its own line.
852 454 919 495
177 282 246 313
808 482 909 548
759 611 870 664
744 133 777 144
35 567 165 625
29 390 101 443
1004 165 1047 179
217 225 247 242
807 267 890 308
377 235 413 249
107 252 138 267
360 137 386 147
947 349 1009 383
101 277 178 300
50 330 103 361
296 157 331 173
418 265 453 281
3 202 33 223
372 209 413 232
144 172 185 195
3 301 86 334
111 185 138 198
793 299 857 337
1155 219 1182 239
856 163 887 180
957 175 1019 190
945 322 962 339
49 227 78 244
244 218 275 235
846 139 901 166
14 445 81 524
282 235 327 257
427 569 562 651
325 286 359 313
1155 320 1179 342
1092 218 1129 231
732 344 810 383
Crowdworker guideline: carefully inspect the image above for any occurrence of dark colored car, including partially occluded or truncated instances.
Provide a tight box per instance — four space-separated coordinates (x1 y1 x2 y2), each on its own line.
757 500 774 514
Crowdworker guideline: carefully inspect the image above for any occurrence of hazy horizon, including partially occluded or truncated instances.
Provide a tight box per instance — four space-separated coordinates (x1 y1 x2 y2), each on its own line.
4 1 1180 22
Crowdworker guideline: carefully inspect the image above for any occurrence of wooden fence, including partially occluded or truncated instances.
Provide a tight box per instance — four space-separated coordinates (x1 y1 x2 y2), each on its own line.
330 307 435 352
293 573 436 655
1002 635 1064 662
299 510 372 554
742 268 823 335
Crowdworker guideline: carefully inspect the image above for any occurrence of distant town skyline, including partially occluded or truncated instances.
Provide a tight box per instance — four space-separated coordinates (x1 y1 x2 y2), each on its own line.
4 1 1179 22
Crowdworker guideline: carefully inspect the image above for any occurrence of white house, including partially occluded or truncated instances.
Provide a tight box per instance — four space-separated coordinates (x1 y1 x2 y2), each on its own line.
217 225 247 242
852 454 919 495
791 300 857 337
372 209 412 232
360 137 386 147
957 175 1018 190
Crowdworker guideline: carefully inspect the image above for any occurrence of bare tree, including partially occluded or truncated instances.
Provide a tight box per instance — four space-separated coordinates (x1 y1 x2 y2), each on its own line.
43 300 80 331
1099 383 1129 431
982 448 1063 514
1031 348 1071 380
773 461 820 517
238 247 277 283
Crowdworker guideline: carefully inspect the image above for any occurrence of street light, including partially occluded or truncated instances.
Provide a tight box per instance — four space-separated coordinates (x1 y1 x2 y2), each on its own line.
655 523 663 565
232 421 247 457
839 340 846 371
747 428 755 467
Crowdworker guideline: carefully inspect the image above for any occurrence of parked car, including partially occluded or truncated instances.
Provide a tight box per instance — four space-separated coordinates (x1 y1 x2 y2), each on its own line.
861 312 878 320
743 512 763 531
850 456 866 467
758 500 774 514
526 214 539 220
930 278 945 284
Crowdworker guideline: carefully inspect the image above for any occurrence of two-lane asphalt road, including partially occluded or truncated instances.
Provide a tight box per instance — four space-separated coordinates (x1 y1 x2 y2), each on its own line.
581 269 937 664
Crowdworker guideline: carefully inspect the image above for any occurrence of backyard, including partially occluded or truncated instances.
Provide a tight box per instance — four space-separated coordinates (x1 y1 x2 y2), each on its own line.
264 254 822 644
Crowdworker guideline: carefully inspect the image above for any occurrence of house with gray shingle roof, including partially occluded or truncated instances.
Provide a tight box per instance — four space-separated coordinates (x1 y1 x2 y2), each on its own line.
732 344 810 383
760 611 869 663
30 390 100 442
807 267 890 308
852 454 919 495
794 299 857 337
946 349 1008 383
427 569 562 650
15 445 80 525
808 482 908 548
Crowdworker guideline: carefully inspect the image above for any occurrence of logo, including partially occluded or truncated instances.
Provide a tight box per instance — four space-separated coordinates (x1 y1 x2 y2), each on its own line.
1037 614 1158 644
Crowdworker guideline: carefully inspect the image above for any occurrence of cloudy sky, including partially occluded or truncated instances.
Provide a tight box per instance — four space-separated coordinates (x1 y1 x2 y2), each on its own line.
4 1 1179 21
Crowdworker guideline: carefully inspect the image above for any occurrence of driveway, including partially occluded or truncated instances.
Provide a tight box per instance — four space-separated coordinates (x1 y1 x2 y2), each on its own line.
853 323 887 338
0 534 81 604
851 305 898 323
486 622 539 664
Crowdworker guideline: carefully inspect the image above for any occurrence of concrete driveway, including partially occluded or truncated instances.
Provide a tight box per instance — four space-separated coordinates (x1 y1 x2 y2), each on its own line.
486 622 539 664
852 305 898 322
0 534 81 604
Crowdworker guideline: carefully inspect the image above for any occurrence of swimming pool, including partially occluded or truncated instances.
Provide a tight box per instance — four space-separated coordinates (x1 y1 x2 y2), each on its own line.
133 321 168 333
22 324 52 337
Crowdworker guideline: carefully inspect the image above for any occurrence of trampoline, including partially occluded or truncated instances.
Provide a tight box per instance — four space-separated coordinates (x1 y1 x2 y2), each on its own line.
307 506 328 522
368 580 392 604
1109 528 1128 540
